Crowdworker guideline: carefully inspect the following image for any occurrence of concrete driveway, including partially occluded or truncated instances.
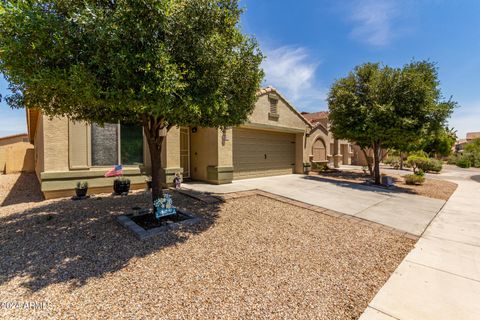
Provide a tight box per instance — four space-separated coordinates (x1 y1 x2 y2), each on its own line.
360 165 480 320
184 174 445 236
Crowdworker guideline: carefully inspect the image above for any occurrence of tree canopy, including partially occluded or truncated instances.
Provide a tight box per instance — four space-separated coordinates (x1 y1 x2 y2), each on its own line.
0 0 264 202
0 0 263 126
327 61 456 183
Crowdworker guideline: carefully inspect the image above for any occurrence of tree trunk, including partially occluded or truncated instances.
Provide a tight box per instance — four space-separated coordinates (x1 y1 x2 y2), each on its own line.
143 116 166 210
373 142 381 185
400 152 404 170
361 148 373 176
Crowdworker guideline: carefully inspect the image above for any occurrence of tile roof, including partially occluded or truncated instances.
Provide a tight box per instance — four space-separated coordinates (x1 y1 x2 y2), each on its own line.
301 111 329 124
466 132 480 140
256 86 278 96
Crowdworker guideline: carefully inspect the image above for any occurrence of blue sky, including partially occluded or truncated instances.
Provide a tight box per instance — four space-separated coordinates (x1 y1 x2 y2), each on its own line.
1 0 479 138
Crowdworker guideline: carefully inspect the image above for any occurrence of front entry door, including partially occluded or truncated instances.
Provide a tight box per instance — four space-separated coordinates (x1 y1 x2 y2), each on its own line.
180 127 190 178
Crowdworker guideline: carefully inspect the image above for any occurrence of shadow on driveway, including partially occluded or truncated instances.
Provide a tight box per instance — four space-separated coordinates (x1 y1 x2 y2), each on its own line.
302 174 413 195
0 191 220 292
472 175 480 183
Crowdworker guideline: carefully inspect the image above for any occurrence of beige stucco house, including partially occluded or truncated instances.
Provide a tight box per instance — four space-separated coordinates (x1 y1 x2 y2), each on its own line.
27 87 351 199
301 111 353 166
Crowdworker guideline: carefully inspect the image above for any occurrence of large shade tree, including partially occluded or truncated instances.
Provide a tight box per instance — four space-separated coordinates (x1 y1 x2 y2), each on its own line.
327 61 456 184
0 0 264 203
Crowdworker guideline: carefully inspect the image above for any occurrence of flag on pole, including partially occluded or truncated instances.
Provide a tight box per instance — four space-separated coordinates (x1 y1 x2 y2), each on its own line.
104 165 123 177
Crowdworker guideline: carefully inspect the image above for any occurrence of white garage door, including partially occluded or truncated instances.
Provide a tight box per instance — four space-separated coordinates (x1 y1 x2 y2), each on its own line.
233 128 296 180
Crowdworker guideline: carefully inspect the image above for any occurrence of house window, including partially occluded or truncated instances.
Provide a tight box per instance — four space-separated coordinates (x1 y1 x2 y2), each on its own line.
120 124 144 165
91 123 119 166
91 123 143 166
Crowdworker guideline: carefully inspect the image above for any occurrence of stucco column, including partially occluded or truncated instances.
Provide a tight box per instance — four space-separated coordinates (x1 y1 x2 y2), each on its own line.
295 133 305 174
333 138 341 168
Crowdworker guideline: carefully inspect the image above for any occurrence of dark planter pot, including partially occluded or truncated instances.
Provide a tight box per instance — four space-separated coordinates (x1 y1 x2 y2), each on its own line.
304 166 311 174
75 187 88 198
114 180 131 195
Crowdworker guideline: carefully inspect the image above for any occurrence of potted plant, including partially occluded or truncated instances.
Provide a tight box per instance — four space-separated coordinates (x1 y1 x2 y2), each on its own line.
75 181 88 198
114 177 131 195
303 162 312 174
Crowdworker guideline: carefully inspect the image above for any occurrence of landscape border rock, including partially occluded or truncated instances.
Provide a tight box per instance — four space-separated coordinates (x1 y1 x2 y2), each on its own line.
116 209 201 240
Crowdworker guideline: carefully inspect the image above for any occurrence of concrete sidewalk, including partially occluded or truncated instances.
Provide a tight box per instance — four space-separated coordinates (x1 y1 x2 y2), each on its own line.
184 174 445 236
360 166 480 320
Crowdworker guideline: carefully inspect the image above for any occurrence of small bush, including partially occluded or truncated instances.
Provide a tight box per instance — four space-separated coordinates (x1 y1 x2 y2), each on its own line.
311 162 329 171
427 159 443 173
447 154 459 165
410 150 429 158
383 156 400 169
456 157 472 168
463 139 480 167
406 155 443 173
404 174 426 185
76 181 88 189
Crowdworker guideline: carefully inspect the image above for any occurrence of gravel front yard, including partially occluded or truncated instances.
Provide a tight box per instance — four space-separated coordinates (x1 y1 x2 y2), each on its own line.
0 174 414 319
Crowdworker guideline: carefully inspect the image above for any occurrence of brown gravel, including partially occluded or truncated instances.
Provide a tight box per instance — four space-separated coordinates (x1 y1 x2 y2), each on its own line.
396 176 458 201
311 170 457 201
0 173 44 206
0 174 414 319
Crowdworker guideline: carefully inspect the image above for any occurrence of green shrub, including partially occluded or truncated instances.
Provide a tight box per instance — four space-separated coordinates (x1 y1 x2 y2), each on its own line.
404 174 426 185
311 162 329 171
406 155 443 173
76 181 88 189
447 154 459 165
383 156 400 169
410 150 429 158
463 139 480 167
456 157 472 168
426 159 443 173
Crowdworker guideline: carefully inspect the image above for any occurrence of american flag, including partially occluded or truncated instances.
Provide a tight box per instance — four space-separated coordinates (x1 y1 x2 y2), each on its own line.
104 165 123 177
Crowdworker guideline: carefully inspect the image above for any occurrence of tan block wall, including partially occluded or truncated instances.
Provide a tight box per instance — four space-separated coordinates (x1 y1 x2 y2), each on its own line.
0 134 34 174
0 134 28 147
248 94 307 131
0 142 34 173
0 149 4 173
43 116 69 172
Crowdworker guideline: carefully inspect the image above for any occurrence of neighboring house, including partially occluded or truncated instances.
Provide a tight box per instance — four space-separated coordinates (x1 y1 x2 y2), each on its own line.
351 145 389 167
28 87 352 199
455 132 480 153
466 132 480 141
301 111 353 166
0 133 34 174
455 139 468 154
